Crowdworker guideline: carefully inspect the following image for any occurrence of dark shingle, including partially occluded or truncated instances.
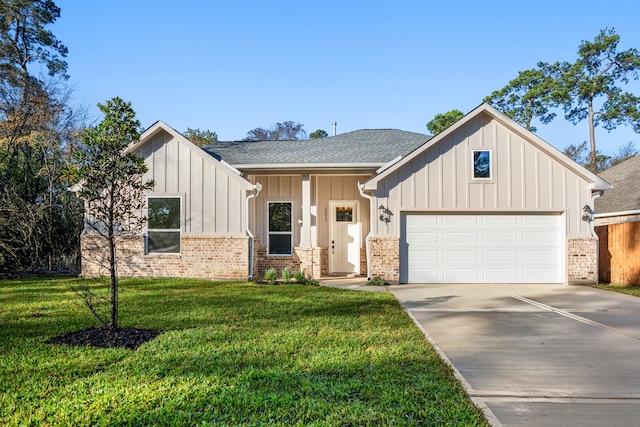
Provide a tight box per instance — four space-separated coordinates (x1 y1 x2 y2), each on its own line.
595 155 640 214
203 129 431 166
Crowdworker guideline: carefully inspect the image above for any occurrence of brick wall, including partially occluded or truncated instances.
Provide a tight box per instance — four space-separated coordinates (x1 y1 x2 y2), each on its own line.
255 246 328 279
567 237 598 284
81 234 250 280
369 237 400 283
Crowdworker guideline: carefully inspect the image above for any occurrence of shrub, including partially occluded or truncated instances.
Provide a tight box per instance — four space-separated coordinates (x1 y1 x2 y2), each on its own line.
281 267 292 283
264 268 277 285
294 269 306 283
367 276 389 286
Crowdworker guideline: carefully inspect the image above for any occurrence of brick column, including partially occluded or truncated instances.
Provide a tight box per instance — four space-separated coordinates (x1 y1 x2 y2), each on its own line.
567 237 598 285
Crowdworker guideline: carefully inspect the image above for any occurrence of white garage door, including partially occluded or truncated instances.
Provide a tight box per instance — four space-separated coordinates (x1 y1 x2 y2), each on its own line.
401 214 564 284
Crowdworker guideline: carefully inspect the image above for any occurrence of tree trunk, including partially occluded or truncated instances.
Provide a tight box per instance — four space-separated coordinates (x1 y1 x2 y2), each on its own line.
588 98 597 173
109 233 118 329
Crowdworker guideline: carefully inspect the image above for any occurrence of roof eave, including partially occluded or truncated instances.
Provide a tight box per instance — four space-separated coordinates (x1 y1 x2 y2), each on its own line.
595 209 640 218
233 163 384 174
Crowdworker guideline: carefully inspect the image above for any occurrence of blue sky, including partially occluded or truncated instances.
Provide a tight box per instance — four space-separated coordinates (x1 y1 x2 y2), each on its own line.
54 0 640 155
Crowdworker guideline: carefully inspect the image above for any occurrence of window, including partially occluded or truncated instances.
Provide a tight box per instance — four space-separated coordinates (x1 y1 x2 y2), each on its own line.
473 150 491 179
336 206 353 222
147 197 181 254
268 202 292 255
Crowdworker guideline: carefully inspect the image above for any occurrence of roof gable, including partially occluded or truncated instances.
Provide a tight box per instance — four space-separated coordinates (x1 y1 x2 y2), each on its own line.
131 120 250 187
362 103 610 191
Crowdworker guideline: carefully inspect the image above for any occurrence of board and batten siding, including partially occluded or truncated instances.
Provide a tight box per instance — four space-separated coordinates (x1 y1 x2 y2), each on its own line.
374 113 593 238
249 175 303 248
135 130 249 236
316 175 371 249
248 175 372 250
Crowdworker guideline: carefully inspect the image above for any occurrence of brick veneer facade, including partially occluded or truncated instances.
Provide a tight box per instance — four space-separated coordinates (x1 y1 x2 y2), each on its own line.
369 237 400 283
567 237 598 284
83 233 596 284
81 234 250 280
255 242 329 279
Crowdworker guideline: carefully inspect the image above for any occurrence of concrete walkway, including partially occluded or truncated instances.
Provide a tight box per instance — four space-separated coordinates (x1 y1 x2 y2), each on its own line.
318 276 388 292
388 283 640 426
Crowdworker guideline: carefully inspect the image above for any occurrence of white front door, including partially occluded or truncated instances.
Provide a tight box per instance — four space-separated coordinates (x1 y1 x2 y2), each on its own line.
329 201 360 274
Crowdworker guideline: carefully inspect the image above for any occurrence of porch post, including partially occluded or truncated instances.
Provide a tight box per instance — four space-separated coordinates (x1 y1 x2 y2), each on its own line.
300 174 311 248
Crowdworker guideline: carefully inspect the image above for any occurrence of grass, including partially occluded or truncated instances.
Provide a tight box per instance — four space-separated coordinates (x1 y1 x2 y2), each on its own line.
592 283 640 297
0 277 489 426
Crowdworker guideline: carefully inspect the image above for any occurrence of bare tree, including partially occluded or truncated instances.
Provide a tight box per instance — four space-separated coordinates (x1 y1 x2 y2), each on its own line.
244 121 306 141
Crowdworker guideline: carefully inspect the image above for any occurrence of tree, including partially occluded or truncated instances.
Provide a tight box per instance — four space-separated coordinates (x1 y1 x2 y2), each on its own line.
426 109 464 135
183 127 217 146
610 141 638 166
483 67 558 131
74 98 153 329
563 140 612 173
553 28 640 172
0 0 83 273
244 121 307 141
309 129 328 139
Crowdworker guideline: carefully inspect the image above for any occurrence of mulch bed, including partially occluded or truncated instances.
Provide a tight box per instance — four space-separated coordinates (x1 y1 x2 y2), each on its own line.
48 327 162 350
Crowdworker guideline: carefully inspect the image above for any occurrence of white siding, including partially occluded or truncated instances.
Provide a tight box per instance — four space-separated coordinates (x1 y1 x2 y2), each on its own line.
374 113 593 238
136 129 250 236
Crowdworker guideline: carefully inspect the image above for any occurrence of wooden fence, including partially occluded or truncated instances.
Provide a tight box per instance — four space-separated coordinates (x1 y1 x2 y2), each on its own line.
595 222 640 285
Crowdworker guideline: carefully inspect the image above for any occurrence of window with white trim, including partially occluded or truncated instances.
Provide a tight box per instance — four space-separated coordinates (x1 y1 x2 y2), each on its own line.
473 150 491 179
147 197 181 254
268 201 292 255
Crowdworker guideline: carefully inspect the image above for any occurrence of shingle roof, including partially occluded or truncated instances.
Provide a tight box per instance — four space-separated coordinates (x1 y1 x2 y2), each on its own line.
595 155 640 214
203 129 431 167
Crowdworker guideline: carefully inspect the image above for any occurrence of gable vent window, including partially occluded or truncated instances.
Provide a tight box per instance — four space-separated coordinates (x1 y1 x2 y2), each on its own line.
473 150 492 179
268 201 292 255
147 197 181 254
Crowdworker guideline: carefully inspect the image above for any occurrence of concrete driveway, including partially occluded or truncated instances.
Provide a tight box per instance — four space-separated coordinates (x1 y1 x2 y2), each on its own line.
388 284 640 427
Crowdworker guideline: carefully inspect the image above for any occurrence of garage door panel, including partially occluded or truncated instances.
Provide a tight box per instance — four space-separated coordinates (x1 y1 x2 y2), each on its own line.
408 250 438 264
406 232 438 244
444 232 478 244
403 213 564 284
483 268 519 281
444 268 478 280
523 250 558 262
483 232 518 244
523 268 558 281
523 215 559 226
484 250 518 262
443 250 478 262
484 215 518 225
444 216 479 225
409 268 439 281
523 232 558 244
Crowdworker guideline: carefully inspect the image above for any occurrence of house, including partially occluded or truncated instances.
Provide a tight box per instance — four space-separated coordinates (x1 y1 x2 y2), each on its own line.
594 156 640 284
80 103 610 284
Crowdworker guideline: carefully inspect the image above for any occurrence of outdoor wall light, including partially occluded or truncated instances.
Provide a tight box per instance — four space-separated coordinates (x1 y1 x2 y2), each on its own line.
378 205 391 223
582 204 594 223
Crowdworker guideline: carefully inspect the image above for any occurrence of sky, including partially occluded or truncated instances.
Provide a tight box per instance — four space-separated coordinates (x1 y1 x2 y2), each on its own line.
53 0 640 155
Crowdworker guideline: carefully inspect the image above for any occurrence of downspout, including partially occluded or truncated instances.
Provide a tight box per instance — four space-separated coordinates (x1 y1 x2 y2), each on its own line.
358 182 374 280
589 189 604 285
246 182 262 280
589 190 604 237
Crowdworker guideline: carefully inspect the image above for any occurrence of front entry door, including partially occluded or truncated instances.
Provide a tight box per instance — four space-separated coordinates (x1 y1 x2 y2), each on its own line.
329 201 360 274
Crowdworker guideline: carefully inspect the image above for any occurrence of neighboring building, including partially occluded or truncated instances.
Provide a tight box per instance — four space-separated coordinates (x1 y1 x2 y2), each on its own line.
81 103 610 284
594 156 640 284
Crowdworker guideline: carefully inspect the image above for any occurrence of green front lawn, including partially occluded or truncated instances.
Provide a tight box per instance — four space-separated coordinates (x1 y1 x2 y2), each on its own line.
0 278 488 426
593 283 640 297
